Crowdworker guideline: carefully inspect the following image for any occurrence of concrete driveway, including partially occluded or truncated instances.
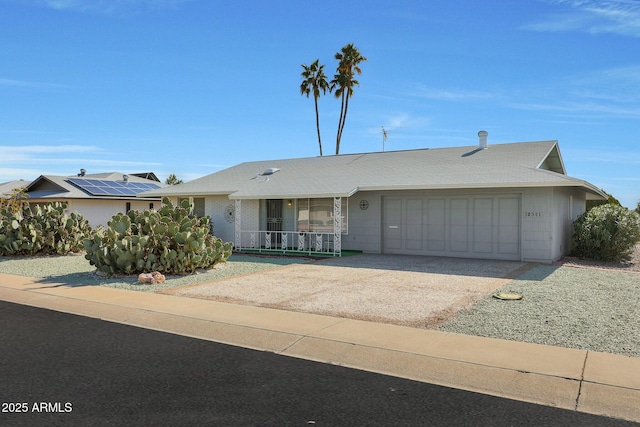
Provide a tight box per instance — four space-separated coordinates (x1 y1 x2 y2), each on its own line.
165 254 535 328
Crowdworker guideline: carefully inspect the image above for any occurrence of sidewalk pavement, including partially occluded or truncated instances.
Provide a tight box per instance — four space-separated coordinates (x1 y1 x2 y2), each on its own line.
1 272 639 424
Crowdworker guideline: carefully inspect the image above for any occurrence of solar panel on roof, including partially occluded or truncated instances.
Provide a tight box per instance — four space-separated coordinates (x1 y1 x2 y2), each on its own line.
82 186 108 195
67 178 160 197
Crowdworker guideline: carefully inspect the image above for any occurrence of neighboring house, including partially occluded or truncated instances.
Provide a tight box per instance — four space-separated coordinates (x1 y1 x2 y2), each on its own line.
25 171 166 227
140 133 606 263
0 179 29 197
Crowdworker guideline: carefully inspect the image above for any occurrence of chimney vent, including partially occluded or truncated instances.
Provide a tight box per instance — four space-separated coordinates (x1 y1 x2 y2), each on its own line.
123 174 129 183
78 168 86 176
478 130 488 149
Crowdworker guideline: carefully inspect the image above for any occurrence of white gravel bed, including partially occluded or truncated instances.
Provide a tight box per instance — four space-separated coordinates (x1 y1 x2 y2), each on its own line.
438 265 640 358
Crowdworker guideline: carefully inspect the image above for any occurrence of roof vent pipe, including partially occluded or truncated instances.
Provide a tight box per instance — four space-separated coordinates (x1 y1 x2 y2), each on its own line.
123 174 129 183
478 130 488 149
79 168 86 176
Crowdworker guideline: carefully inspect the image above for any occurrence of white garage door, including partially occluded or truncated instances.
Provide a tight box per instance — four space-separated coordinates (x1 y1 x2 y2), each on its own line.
383 195 520 260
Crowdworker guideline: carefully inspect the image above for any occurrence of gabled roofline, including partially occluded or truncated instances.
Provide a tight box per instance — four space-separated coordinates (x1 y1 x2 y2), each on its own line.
536 141 567 175
25 175 69 193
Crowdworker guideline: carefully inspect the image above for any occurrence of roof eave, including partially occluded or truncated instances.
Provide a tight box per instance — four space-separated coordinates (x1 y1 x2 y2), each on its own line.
28 195 163 201
359 181 608 197
136 190 233 198
229 189 357 200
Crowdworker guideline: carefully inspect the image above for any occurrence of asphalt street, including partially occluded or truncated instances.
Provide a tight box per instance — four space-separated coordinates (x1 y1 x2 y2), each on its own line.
0 300 636 426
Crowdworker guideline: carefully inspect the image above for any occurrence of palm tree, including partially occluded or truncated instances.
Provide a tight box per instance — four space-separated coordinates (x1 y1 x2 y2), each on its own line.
300 59 331 156
331 44 367 155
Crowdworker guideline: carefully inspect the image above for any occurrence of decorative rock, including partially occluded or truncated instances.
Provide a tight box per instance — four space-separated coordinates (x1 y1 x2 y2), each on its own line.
138 271 166 284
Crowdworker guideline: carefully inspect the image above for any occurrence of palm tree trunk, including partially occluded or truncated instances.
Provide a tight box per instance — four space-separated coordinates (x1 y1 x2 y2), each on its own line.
336 92 346 154
338 94 350 153
314 97 323 156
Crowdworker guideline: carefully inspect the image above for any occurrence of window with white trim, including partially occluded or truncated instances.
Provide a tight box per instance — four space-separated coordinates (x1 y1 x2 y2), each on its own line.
297 198 347 234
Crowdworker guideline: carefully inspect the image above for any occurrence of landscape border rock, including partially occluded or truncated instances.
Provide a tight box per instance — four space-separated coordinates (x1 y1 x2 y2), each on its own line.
138 271 166 284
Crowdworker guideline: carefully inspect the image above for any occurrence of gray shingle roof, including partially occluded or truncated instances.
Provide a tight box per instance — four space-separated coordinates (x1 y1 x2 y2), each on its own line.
141 141 606 200
0 180 29 196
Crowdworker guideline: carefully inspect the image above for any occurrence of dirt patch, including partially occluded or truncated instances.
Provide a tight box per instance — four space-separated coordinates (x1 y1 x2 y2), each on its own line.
556 244 640 273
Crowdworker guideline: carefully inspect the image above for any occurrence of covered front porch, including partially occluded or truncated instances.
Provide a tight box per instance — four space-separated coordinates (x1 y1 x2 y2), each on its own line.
233 197 345 256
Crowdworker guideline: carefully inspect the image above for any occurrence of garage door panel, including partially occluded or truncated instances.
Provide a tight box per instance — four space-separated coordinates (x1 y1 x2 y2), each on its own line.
497 197 520 254
427 199 446 251
449 199 469 252
473 226 493 252
473 199 493 253
405 199 424 250
383 199 403 250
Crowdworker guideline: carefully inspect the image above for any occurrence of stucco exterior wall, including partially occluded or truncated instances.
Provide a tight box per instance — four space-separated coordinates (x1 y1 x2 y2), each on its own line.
63 199 156 228
521 188 553 262
342 193 382 253
187 187 587 263
205 196 236 243
550 187 585 260
520 187 585 263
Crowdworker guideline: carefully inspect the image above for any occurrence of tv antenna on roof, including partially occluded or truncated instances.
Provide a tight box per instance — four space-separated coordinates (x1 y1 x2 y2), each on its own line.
381 126 388 151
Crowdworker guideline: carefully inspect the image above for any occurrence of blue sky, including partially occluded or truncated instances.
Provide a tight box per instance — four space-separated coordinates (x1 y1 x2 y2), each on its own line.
1 0 639 208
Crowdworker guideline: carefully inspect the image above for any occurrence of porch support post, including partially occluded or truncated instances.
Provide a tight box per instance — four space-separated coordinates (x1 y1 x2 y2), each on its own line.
234 199 241 250
333 197 342 256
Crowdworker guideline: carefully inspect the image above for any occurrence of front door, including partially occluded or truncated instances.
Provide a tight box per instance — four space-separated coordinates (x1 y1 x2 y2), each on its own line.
266 199 283 246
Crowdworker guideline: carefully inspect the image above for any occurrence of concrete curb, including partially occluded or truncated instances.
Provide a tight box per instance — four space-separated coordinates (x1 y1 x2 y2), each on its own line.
1 273 639 423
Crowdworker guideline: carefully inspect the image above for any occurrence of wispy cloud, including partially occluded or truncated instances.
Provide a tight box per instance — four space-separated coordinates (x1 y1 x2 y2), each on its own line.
0 77 69 89
0 145 100 161
0 145 162 181
523 0 640 37
407 84 497 102
382 113 431 130
0 145 113 169
0 169 44 183
566 148 640 165
37 0 194 15
508 64 640 118
509 99 640 118
365 112 433 144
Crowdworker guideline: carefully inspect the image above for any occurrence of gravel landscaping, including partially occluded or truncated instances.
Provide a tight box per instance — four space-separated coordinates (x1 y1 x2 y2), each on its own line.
437 264 640 358
1 247 638 358
438 244 640 358
0 254 310 293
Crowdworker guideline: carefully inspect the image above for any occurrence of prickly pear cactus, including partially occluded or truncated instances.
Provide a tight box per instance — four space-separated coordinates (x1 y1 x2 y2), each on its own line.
84 197 233 275
0 202 92 256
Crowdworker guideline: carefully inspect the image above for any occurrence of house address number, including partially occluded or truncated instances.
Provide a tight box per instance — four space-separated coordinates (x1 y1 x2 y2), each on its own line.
523 212 543 217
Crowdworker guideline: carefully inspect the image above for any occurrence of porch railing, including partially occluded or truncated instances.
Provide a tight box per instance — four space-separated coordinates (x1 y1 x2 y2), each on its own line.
235 230 340 256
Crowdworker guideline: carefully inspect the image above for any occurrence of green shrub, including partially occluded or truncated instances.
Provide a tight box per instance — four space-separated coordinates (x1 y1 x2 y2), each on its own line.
0 202 92 256
572 204 640 261
84 197 233 276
